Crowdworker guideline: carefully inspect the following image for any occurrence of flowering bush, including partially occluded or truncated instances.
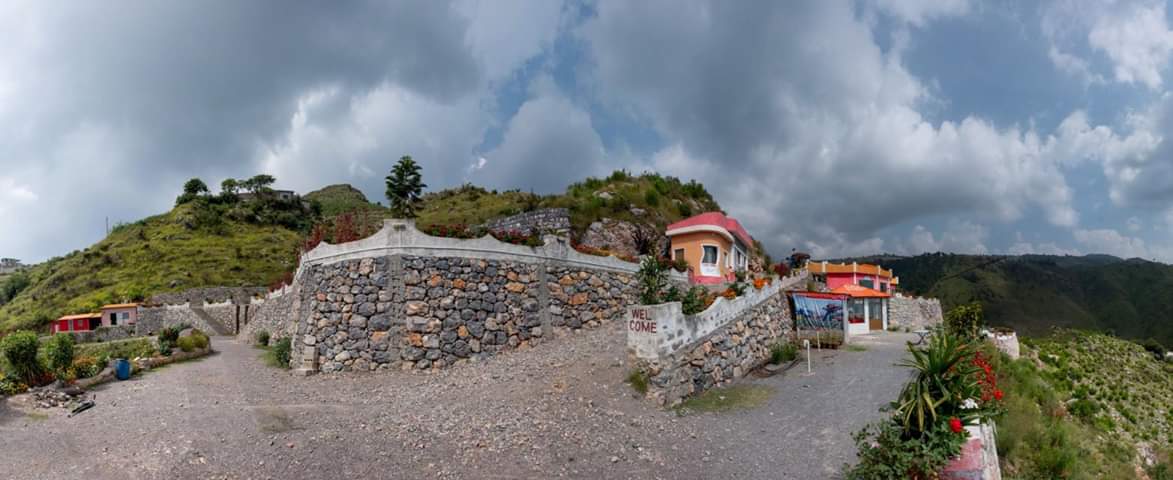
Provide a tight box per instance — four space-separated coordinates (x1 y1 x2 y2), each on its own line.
422 223 479 239
721 288 737 300
672 257 690 273
773 263 791 277
491 229 543 247
753 278 768 290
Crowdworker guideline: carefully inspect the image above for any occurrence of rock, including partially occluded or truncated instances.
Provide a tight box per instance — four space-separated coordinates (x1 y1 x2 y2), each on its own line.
505 282 526 293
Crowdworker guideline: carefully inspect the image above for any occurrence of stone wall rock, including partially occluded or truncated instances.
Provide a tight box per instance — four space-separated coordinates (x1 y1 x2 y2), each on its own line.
637 290 793 406
59 325 136 344
137 303 227 336
481 208 570 236
147 286 265 306
888 294 943 331
296 255 646 373
240 286 298 343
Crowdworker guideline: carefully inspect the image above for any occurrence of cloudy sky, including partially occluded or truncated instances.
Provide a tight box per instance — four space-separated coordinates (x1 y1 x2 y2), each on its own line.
3 0 1173 264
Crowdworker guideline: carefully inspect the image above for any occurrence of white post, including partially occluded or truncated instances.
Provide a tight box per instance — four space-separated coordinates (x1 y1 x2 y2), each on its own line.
803 339 811 373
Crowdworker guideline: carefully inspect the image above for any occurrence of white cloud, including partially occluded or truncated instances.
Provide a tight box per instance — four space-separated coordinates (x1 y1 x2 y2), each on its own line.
1044 0 1173 89
584 1 1085 256
1073 228 1151 258
873 0 970 27
480 89 607 192
1087 1 1173 90
900 221 990 255
1127 216 1143 231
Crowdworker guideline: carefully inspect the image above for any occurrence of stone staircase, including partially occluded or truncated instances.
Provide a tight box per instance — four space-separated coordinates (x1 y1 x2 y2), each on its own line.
190 307 233 336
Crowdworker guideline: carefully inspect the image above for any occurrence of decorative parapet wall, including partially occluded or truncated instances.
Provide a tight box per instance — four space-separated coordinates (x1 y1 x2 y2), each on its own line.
626 273 807 406
888 294 943 331
292 219 683 373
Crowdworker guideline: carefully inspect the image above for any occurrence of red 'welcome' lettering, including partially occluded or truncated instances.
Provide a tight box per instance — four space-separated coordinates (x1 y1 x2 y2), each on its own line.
628 320 657 333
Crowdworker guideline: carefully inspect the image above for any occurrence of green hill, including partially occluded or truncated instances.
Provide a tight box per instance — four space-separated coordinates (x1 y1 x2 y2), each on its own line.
993 330 1173 478
850 253 1173 346
0 198 305 334
1 170 744 335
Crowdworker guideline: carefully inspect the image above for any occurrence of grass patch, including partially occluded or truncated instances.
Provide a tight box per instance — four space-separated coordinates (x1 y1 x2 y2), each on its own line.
675 384 773 414
626 369 648 395
768 342 798 364
845 344 868 352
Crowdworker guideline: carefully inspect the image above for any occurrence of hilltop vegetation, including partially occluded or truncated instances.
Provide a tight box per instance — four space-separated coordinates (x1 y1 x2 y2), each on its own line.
0 179 310 334
1 169 742 334
993 330 1173 478
844 253 1173 347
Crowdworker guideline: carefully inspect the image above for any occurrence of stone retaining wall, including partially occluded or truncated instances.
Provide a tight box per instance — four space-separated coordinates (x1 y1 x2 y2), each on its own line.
480 208 570 236
626 274 806 406
290 218 682 373
888 294 943 331
137 303 223 336
148 286 265 306
241 287 298 342
60 325 136 344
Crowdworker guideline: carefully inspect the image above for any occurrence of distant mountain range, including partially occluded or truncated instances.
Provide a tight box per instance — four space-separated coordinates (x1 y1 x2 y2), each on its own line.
840 253 1173 346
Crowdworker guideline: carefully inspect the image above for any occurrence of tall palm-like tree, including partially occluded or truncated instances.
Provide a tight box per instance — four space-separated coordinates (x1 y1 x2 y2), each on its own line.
385 155 427 218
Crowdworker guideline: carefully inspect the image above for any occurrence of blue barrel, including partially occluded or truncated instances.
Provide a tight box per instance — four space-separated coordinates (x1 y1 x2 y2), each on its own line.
114 358 131 380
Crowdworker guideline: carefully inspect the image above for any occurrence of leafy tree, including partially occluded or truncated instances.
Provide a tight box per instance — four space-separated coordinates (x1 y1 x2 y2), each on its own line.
183 178 209 196
220 178 240 196
385 155 427 218
243 174 276 195
176 178 209 205
637 256 669 305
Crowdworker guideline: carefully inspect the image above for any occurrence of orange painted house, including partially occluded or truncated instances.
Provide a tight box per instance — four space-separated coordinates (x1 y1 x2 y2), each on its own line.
666 212 754 284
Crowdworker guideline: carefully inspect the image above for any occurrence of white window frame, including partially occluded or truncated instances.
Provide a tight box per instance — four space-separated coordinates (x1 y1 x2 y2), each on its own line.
700 244 721 277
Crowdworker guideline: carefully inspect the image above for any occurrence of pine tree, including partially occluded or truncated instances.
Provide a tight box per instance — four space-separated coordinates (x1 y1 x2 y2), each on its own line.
385 155 427 218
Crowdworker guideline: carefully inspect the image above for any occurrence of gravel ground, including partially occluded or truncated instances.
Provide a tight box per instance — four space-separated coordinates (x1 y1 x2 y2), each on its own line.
0 327 913 480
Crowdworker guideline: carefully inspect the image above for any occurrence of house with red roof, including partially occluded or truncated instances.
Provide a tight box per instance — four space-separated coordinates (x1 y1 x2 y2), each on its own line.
807 261 898 335
666 212 754 284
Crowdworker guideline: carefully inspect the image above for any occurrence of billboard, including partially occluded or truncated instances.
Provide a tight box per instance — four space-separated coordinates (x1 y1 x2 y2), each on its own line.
791 293 846 331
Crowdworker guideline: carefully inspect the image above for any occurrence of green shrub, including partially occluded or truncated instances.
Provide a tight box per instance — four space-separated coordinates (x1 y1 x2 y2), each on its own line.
769 342 798 364
681 286 708 315
636 256 669 305
255 330 271 347
626 369 648 395
181 330 210 350
944 302 984 339
0 331 42 383
44 333 76 376
75 337 157 362
70 355 101 379
896 332 981 435
158 326 180 345
176 336 197 352
846 417 966 479
273 337 292 367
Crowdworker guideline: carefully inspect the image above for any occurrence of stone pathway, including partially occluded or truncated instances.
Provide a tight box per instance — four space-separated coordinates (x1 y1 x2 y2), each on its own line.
0 328 913 480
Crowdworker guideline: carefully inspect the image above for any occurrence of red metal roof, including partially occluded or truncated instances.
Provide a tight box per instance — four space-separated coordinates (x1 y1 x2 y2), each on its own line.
830 284 891 298
666 212 754 246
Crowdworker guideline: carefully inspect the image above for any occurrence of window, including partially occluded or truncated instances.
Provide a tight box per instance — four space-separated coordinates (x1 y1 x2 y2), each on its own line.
702 245 718 264
674 248 685 261
879 282 888 293
859 278 874 289
119 312 129 321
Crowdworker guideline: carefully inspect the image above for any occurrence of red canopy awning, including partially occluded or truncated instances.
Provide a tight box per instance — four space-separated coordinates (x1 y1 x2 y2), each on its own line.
830 284 890 298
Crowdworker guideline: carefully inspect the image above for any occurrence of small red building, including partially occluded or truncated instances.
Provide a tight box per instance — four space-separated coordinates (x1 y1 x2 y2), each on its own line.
52 313 102 334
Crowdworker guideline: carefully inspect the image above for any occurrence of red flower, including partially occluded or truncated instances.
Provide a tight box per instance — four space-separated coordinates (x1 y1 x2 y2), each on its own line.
949 417 963 434
994 389 1004 401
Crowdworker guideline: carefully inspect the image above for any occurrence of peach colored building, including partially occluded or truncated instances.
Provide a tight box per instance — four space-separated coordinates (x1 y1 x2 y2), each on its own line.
666 212 754 284
100 303 139 327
